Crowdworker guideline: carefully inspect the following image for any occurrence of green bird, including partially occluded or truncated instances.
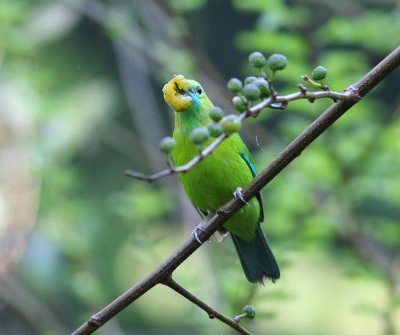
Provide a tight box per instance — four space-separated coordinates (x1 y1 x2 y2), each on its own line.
163 75 280 284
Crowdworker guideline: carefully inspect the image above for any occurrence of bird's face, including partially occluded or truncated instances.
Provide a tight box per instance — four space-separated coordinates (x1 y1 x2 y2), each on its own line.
163 75 207 113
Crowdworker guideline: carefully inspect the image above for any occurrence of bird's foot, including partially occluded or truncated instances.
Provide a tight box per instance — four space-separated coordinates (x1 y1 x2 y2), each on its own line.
191 225 205 244
213 229 228 243
233 187 248 204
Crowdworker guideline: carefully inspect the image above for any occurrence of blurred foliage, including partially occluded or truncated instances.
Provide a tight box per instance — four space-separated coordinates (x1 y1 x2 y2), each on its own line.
0 0 399 334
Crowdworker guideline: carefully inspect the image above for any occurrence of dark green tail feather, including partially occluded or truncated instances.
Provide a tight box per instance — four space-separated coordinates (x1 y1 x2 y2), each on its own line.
231 225 280 284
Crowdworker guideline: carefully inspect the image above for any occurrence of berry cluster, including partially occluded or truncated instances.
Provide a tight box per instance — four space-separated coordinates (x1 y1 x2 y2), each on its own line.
160 51 328 153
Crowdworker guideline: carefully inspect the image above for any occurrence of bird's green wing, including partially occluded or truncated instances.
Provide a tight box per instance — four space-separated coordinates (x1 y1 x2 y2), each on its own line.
239 151 264 223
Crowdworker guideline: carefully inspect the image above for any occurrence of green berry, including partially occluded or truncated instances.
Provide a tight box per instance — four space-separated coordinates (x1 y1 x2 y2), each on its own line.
255 78 270 97
242 83 261 100
209 107 224 122
267 54 288 71
221 115 242 134
227 78 243 94
248 51 266 68
208 123 224 137
242 305 256 319
159 136 175 154
190 127 210 145
244 76 257 85
311 66 328 81
232 96 246 112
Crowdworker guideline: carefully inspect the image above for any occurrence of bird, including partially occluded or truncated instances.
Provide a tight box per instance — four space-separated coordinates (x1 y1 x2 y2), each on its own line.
162 74 280 284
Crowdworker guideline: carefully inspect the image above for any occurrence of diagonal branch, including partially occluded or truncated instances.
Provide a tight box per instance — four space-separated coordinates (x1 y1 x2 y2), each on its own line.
163 276 253 335
71 46 400 335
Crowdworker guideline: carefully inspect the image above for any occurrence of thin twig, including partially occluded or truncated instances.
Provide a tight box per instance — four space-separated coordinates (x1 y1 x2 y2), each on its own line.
163 276 253 335
126 88 352 182
71 46 400 335
126 133 229 182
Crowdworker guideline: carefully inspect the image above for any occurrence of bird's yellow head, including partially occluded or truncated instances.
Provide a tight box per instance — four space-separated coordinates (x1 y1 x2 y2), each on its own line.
163 75 208 113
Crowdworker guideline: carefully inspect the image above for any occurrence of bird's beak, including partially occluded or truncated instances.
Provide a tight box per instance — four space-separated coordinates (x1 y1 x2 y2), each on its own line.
175 82 191 96
163 75 192 112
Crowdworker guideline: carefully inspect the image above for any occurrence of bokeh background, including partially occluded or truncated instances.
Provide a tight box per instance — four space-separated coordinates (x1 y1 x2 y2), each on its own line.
1 1 400 334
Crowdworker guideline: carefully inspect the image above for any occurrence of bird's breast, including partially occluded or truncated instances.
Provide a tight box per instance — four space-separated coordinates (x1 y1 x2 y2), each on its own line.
173 134 253 211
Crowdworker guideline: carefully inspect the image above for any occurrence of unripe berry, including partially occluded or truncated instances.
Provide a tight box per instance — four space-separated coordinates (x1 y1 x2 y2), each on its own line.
227 78 243 94
208 123 224 137
190 127 210 145
311 66 328 81
267 54 288 71
248 51 266 68
209 107 224 122
242 305 256 319
221 115 242 134
159 136 175 154
232 96 246 112
255 78 270 97
244 76 257 85
242 83 261 101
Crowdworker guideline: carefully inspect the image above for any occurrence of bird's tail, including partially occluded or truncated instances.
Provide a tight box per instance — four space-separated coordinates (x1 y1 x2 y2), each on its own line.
231 225 280 284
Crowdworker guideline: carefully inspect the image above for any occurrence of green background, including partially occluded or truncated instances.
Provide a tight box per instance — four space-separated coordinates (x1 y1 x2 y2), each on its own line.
0 0 399 334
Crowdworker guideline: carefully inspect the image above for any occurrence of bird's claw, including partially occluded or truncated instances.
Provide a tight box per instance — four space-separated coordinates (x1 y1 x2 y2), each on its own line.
233 187 248 204
191 226 205 244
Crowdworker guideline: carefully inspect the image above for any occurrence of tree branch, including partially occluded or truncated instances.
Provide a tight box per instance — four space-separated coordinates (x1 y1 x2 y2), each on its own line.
71 46 400 335
126 87 352 182
163 276 253 335
125 132 229 181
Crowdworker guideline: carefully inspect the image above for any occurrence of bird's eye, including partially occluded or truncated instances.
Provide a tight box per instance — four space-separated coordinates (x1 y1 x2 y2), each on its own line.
196 86 203 95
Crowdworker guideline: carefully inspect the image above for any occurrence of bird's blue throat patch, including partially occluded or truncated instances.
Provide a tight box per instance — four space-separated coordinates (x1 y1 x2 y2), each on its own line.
188 91 201 110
